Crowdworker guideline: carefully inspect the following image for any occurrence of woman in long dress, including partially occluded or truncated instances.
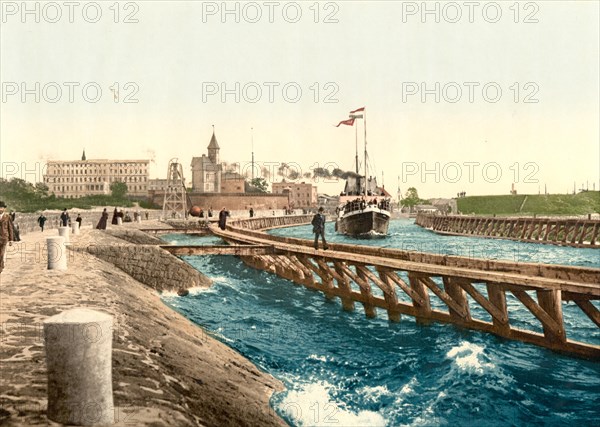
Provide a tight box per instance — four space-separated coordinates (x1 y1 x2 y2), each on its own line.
96 208 109 230
111 207 118 225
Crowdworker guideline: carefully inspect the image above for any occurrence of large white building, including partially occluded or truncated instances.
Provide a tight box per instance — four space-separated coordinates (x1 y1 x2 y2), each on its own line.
44 151 149 198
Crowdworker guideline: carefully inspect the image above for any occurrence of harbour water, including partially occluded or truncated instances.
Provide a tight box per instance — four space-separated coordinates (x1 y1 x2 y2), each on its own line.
161 219 599 426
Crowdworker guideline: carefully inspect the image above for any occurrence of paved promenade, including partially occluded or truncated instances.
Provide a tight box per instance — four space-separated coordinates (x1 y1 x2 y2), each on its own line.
0 222 284 426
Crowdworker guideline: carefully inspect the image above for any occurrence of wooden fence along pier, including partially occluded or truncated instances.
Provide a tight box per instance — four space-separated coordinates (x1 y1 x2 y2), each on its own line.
160 215 600 359
415 213 600 248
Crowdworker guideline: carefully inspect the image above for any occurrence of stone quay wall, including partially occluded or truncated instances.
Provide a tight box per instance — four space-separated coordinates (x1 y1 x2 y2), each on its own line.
70 243 211 294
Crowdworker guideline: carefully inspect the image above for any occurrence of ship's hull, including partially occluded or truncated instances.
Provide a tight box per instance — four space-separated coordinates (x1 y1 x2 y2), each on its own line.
335 208 390 237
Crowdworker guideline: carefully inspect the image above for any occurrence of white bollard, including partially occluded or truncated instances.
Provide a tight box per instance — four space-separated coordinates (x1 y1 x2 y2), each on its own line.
116 217 122 226
71 222 80 235
58 226 70 243
47 237 67 270
44 308 114 425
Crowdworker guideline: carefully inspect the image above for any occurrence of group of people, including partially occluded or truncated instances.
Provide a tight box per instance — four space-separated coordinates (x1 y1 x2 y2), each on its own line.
96 208 145 230
337 198 391 215
198 208 213 218
36 209 82 232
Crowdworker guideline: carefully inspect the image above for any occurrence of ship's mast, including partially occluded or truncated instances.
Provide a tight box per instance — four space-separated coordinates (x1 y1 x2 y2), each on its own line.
364 107 367 198
251 127 255 180
355 122 359 174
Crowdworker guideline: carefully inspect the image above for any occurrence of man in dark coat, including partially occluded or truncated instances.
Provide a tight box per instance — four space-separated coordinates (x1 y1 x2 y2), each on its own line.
311 207 328 250
218 207 229 230
37 213 47 231
60 208 70 227
0 201 15 274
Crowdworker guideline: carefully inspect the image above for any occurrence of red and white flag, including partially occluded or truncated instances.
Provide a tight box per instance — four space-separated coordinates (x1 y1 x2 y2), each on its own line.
350 107 365 113
335 118 355 127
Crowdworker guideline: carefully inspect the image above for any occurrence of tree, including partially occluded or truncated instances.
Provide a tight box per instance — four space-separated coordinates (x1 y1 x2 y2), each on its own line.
110 181 128 198
249 177 268 193
35 182 49 197
401 187 423 210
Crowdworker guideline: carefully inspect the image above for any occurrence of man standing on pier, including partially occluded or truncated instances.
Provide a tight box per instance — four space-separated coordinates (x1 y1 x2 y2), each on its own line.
218 207 229 230
312 207 328 250
0 201 15 274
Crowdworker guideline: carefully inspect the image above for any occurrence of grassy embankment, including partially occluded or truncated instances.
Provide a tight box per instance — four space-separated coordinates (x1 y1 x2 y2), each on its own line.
0 178 156 213
456 192 600 216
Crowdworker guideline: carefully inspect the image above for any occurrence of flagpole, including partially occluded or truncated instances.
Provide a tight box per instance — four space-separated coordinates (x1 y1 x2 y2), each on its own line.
364 107 367 198
251 127 254 180
355 120 359 174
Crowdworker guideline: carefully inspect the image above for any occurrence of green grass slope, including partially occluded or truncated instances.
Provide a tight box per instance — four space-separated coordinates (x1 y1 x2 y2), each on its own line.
457 192 600 216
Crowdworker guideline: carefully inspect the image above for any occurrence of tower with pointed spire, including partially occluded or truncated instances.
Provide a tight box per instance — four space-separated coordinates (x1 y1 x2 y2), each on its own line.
207 125 220 165
81 149 86 161
190 126 222 192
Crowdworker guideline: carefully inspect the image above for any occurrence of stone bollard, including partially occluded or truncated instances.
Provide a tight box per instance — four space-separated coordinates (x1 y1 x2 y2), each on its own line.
44 308 114 426
47 237 67 270
71 222 80 235
116 217 123 226
58 226 70 243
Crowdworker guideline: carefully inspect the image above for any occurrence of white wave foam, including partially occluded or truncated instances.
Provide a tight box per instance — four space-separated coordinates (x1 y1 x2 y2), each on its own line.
400 377 418 396
359 385 392 403
187 286 215 295
446 341 495 374
307 354 328 363
160 290 181 298
278 382 387 427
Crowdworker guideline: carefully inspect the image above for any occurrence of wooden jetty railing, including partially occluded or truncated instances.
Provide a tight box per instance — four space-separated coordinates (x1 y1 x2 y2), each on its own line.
202 216 600 359
415 213 600 248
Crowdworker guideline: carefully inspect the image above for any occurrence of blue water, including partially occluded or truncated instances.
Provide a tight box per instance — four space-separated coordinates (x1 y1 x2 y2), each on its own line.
161 219 600 426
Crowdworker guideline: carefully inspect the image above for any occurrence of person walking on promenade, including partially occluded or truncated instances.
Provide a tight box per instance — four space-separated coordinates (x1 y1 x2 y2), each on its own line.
96 208 109 230
37 213 47 232
249 207 254 218
111 208 118 225
0 201 15 274
311 207 328 250
60 208 70 227
9 211 20 241
75 214 83 229
218 207 229 230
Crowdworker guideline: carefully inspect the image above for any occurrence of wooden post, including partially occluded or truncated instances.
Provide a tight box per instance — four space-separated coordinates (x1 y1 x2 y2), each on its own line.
443 277 471 324
486 283 510 336
376 269 401 322
334 262 355 312
408 273 431 324
347 264 376 318
537 289 566 343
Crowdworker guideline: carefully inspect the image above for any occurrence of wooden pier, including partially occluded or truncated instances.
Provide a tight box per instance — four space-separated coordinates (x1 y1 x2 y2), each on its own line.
198 216 600 359
415 213 600 248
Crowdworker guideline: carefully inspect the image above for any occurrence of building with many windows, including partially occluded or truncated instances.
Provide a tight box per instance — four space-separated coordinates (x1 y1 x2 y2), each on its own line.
272 180 318 209
44 151 149 198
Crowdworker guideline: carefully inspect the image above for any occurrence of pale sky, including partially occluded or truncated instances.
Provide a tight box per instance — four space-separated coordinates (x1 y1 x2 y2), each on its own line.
1 1 598 199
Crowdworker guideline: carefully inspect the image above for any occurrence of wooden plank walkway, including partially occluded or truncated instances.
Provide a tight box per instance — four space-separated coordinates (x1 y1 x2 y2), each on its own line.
200 217 600 360
415 213 600 248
